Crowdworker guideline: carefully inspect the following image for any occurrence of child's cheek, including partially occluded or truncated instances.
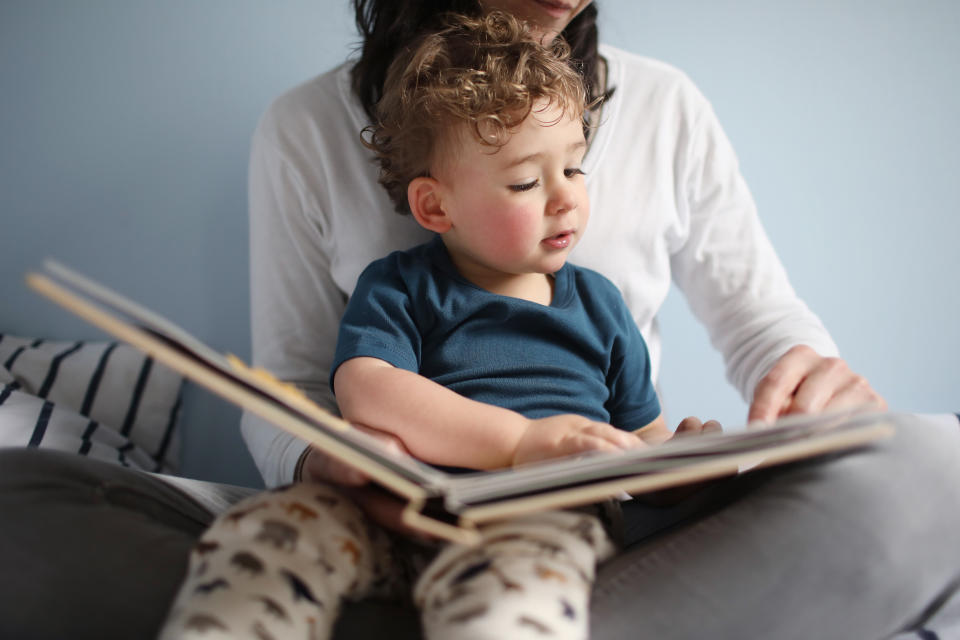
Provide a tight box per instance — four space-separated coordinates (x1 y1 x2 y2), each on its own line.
488 205 540 252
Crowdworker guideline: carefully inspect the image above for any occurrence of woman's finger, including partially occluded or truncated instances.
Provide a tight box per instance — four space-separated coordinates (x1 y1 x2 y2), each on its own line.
302 447 370 486
785 356 853 415
748 345 820 423
819 375 888 414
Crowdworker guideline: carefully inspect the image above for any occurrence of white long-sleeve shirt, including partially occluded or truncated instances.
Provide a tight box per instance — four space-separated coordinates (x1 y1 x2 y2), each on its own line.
242 44 838 487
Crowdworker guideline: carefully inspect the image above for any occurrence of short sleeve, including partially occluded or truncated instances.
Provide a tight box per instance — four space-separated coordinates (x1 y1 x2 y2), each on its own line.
605 307 661 430
330 257 422 393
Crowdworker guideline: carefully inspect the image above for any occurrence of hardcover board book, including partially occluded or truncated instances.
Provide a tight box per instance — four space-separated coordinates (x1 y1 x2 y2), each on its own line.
26 261 897 544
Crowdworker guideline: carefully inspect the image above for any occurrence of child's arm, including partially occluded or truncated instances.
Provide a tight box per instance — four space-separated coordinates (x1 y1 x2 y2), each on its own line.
334 356 642 470
633 415 673 445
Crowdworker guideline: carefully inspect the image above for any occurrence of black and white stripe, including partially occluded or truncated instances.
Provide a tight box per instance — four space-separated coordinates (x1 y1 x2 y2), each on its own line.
36 341 83 398
3 338 44 370
0 333 183 473
80 341 118 416
120 356 153 437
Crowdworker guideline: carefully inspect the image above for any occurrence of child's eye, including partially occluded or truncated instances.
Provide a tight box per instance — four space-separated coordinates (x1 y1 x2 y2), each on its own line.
508 179 539 192
565 168 586 178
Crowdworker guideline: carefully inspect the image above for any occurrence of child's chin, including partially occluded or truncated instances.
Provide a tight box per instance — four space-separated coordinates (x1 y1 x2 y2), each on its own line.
539 256 569 274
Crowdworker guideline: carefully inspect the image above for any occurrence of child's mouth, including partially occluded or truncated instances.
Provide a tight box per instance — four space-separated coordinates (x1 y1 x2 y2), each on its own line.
542 231 574 249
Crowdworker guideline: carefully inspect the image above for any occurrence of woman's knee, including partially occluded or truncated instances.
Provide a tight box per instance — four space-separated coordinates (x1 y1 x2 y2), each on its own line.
588 414 960 640
843 413 960 522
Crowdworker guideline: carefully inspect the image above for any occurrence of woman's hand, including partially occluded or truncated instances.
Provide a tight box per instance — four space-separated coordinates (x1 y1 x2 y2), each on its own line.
748 345 887 424
298 425 430 536
299 423 411 486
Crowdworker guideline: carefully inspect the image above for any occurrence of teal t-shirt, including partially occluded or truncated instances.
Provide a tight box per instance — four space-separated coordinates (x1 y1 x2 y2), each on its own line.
332 236 660 431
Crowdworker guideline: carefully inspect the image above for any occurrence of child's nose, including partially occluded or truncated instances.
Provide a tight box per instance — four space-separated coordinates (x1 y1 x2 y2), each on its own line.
547 182 577 215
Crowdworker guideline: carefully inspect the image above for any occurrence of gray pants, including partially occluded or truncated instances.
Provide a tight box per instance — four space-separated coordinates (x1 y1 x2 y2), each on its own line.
1 413 958 640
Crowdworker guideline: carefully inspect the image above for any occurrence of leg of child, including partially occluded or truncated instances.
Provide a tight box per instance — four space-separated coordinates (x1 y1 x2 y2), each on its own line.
414 510 616 640
159 482 401 640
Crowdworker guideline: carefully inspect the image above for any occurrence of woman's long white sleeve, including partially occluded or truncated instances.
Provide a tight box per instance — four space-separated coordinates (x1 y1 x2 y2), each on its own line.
668 88 838 398
240 69 429 485
241 105 345 486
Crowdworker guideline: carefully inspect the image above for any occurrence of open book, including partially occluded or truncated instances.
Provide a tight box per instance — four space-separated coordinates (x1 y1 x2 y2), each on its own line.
26 261 897 544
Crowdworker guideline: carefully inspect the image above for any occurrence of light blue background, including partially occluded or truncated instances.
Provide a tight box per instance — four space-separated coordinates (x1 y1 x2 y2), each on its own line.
2 1 957 488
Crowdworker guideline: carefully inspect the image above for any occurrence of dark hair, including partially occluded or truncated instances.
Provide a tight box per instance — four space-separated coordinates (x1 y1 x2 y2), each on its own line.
350 0 605 123
363 11 589 214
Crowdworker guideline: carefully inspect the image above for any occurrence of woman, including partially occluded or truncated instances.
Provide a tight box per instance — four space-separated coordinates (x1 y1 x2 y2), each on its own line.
240 0 959 638
243 0 886 489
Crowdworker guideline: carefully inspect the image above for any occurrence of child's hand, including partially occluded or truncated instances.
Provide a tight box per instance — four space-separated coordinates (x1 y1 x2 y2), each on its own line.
634 415 722 446
672 416 723 439
511 414 643 467
634 416 725 506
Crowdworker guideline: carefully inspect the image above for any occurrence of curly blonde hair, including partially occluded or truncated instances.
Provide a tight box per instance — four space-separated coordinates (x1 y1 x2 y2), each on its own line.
363 11 590 214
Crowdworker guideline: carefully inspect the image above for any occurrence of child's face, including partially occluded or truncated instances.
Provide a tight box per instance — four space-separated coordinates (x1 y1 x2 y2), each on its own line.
433 101 589 285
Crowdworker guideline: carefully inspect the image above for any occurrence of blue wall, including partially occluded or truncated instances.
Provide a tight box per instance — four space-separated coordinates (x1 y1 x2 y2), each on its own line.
2 1 957 487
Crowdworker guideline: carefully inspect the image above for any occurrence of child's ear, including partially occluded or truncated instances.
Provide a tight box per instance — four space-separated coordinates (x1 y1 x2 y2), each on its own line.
408 177 452 233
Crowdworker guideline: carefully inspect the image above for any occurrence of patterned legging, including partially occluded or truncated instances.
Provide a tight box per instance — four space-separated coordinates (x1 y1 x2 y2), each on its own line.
159 483 615 640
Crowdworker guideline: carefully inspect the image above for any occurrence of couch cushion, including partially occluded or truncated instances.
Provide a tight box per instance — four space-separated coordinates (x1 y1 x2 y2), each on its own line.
0 333 183 472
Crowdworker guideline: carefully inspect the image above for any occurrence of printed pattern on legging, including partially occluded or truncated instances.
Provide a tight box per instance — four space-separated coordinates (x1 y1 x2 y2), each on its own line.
415 510 615 640
159 483 615 640
159 482 402 640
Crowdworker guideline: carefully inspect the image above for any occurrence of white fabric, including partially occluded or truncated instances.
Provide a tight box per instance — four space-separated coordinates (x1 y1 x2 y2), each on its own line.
0 334 183 473
242 45 838 487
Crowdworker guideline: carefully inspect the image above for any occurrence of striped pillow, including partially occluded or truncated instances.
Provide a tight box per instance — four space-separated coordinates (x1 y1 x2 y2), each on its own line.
0 333 183 473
